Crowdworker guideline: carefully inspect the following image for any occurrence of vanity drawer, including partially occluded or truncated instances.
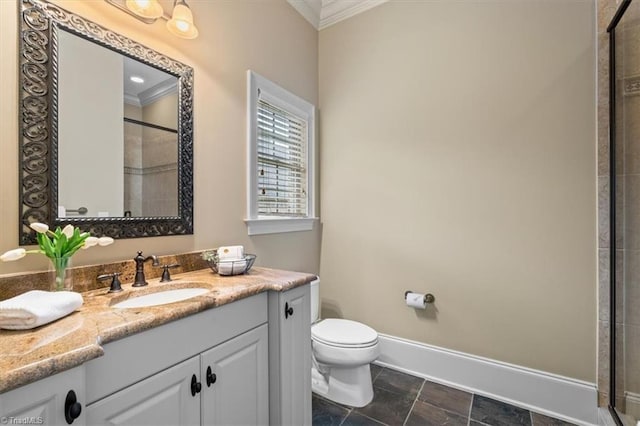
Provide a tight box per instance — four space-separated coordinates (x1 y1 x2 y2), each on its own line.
86 292 267 404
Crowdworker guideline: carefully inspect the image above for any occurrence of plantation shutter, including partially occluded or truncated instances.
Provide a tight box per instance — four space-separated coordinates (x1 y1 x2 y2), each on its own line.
256 98 308 217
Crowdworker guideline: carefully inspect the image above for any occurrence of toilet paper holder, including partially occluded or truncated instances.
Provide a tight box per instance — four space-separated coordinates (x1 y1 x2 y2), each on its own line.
404 290 435 305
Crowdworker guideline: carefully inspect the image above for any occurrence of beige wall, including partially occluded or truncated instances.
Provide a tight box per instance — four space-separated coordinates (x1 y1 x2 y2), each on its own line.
143 92 177 130
124 103 143 122
319 0 596 381
0 0 320 274
0 0 599 383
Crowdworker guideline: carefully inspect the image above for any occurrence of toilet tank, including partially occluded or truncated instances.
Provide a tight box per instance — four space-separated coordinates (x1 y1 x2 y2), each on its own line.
310 278 320 323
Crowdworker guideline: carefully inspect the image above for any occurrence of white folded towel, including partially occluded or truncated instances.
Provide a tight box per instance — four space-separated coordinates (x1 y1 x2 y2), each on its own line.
217 259 248 276
217 245 244 260
0 290 83 330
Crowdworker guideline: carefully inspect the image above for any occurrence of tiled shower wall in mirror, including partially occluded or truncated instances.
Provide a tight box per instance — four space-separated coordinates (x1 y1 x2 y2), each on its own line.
123 97 178 218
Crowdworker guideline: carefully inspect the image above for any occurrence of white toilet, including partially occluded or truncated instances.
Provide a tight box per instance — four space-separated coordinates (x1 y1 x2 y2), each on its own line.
310 278 380 407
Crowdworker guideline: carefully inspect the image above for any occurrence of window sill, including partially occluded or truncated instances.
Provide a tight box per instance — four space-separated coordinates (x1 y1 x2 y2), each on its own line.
244 217 317 235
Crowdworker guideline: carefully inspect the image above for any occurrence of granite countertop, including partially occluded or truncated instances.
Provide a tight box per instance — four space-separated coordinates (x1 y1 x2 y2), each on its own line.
0 266 316 393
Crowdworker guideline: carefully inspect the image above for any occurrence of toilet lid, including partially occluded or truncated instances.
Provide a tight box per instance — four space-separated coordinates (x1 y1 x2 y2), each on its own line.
312 318 378 347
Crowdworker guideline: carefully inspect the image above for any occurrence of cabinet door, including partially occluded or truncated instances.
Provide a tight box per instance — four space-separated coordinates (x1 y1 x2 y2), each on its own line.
268 285 311 426
200 324 268 426
0 366 85 426
86 356 199 426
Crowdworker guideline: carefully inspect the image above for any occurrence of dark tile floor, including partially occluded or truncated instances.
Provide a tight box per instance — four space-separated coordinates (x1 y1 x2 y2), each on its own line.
312 365 577 426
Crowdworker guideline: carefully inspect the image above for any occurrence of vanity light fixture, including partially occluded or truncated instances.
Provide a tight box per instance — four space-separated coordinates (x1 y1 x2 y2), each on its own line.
166 0 199 39
104 0 199 39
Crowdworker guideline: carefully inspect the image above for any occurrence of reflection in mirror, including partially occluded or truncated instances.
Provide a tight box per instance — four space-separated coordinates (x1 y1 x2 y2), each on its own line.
57 29 178 219
123 122 178 217
123 58 179 218
19 0 193 243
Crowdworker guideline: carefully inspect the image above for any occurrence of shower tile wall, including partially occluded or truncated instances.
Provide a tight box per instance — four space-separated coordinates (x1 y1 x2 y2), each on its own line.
141 126 178 217
598 0 640 421
598 0 616 406
622 9 640 419
596 0 620 409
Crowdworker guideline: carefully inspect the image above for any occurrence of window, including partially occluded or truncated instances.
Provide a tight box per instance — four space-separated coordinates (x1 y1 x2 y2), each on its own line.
245 71 316 235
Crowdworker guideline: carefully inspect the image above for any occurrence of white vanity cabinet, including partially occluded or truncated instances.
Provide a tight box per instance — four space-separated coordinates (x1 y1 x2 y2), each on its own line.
0 365 86 426
84 293 268 426
268 285 311 426
86 325 268 426
1 282 313 426
200 324 268 425
85 356 200 426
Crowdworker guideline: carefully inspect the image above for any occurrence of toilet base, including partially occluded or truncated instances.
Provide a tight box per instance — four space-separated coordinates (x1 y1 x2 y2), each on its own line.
311 364 374 408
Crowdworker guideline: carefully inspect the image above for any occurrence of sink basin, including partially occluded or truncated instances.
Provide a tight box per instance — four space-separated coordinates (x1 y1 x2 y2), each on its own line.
111 288 209 309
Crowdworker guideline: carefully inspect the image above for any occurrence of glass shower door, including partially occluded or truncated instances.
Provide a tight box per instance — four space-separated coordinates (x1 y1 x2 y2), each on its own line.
610 0 640 424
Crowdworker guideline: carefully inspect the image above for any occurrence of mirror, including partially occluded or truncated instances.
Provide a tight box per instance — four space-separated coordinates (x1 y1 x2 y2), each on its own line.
58 29 179 218
19 0 194 244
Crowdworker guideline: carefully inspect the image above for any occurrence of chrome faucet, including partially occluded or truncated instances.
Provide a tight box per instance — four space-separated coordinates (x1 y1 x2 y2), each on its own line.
133 251 160 287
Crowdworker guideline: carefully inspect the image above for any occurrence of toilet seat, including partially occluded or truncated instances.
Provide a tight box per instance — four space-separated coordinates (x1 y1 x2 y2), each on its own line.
312 318 378 348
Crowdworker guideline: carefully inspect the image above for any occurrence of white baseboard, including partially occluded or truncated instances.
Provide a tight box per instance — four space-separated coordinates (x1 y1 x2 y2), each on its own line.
376 333 598 426
625 392 640 421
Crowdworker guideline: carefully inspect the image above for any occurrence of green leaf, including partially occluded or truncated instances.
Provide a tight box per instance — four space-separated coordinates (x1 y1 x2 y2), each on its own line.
55 233 66 257
61 227 89 257
66 239 88 256
36 224 96 260
36 232 54 258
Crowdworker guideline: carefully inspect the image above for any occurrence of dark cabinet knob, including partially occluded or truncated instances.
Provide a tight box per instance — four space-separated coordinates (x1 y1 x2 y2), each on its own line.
285 301 294 319
206 366 217 387
64 390 82 424
191 374 202 396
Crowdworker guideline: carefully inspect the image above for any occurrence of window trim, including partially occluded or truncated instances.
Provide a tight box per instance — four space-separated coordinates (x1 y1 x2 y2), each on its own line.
245 70 317 235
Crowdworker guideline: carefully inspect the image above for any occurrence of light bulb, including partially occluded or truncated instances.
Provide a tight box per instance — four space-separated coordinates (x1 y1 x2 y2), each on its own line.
175 20 190 32
126 0 163 20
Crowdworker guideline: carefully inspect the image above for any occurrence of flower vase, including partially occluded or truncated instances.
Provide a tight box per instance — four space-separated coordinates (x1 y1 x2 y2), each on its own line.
51 256 72 291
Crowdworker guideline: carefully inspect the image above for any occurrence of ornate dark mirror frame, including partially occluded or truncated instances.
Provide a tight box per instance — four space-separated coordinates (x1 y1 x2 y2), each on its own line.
19 0 194 244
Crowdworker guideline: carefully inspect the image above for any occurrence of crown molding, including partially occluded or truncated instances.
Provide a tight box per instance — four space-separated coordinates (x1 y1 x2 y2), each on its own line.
124 79 178 107
139 79 178 106
319 0 387 30
287 0 322 29
287 0 387 31
124 93 142 107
